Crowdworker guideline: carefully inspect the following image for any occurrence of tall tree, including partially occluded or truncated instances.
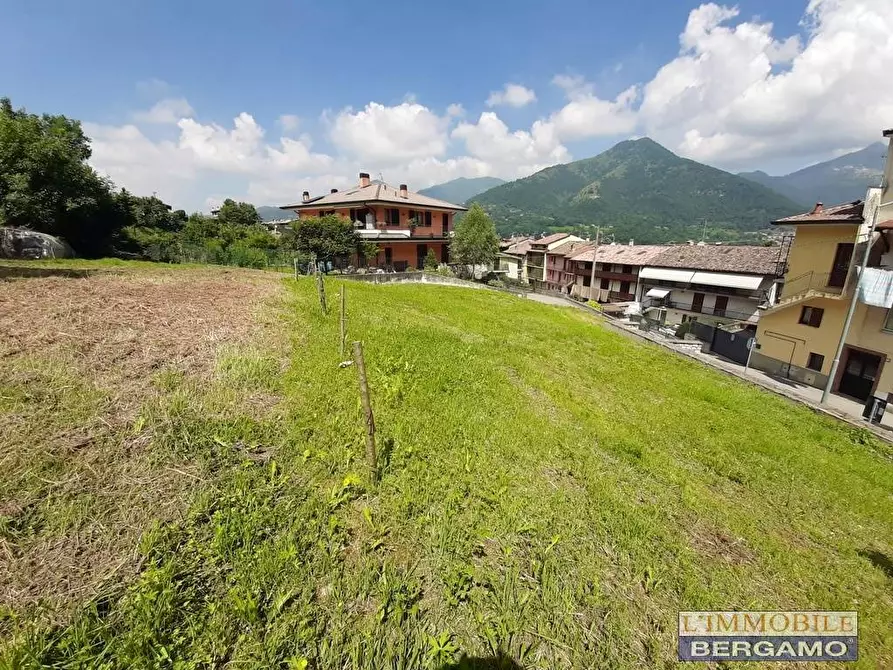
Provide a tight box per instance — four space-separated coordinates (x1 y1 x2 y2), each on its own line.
0 97 117 255
285 214 378 268
450 203 499 275
216 199 261 227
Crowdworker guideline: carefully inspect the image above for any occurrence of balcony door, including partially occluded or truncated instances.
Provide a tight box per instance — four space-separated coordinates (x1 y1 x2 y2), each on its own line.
691 292 705 313
828 242 854 288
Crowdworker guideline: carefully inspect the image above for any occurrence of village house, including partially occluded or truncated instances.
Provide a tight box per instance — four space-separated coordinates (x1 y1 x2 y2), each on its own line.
544 239 594 292
526 233 583 286
497 237 533 282
567 244 666 302
750 132 893 402
638 244 787 326
280 172 466 271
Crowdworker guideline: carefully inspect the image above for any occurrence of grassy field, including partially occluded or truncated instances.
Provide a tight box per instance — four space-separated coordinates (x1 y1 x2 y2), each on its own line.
1 261 891 668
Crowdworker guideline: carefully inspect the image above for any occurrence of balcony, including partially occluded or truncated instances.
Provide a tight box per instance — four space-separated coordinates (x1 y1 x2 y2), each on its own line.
660 299 756 322
593 270 637 282
608 291 635 301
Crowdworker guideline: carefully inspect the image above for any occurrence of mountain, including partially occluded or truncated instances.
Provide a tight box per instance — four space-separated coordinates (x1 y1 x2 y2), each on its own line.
738 143 886 207
418 177 505 204
470 138 802 243
257 205 296 222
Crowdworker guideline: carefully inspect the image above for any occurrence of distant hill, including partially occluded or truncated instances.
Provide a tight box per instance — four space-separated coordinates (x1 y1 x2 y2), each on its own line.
418 177 505 204
470 138 802 243
739 143 885 207
257 206 296 222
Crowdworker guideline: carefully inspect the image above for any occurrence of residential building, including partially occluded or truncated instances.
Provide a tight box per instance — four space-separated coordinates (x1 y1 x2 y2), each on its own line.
567 244 666 302
639 245 787 325
497 237 532 282
752 187 893 401
544 239 593 292
280 172 466 271
526 233 582 287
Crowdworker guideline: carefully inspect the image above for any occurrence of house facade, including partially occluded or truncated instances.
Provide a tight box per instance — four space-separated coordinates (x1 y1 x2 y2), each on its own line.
526 233 582 286
567 244 666 302
280 172 466 271
638 245 787 326
752 190 893 401
544 239 593 292
497 237 532 282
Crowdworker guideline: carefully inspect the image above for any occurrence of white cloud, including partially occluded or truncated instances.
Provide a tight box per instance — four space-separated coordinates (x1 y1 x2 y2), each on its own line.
132 98 195 124
329 101 450 162
543 80 639 141
486 83 537 108
452 112 571 176
446 103 465 118
278 114 301 132
639 0 893 168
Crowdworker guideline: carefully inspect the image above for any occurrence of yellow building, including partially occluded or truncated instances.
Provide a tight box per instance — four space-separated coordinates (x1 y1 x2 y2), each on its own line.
753 188 893 401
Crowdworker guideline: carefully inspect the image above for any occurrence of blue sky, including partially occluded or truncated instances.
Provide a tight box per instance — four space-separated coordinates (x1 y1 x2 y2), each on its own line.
1 0 890 211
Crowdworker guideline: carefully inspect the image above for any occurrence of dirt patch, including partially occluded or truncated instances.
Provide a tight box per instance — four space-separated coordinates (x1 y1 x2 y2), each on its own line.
689 522 755 566
0 265 286 621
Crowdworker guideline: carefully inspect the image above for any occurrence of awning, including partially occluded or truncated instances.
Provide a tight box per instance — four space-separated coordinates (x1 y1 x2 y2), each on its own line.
690 271 763 290
646 288 670 298
639 267 695 282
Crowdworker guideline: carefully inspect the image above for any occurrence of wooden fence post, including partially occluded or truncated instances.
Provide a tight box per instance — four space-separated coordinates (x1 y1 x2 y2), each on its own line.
353 341 378 482
340 286 346 359
316 273 328 314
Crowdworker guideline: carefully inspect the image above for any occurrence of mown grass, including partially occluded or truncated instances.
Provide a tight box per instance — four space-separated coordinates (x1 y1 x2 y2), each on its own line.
2 274 892 668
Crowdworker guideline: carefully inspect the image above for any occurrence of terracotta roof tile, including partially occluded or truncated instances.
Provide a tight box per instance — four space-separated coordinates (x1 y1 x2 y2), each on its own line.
772 200 864 225
530 232 571 247
649 244 783 275
281 180 467 211
568 244 667 265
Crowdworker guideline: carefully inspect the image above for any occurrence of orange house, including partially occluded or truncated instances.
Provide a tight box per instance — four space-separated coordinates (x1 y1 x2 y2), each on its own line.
280 172 467 271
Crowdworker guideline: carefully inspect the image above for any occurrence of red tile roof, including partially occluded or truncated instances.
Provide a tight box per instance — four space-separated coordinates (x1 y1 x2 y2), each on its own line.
650 244 784 275
772 200 864 225
530 232 571 247
568 244 667 265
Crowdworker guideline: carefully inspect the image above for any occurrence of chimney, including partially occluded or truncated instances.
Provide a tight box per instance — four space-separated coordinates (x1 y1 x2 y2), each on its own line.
359 172 371 188
628 239 634 246
302 191 309 203
812 202 824 215
399 183 408 198
330 188 338 193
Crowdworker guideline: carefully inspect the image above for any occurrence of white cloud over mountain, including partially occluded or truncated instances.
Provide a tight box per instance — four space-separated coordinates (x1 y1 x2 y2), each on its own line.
84 0 893 210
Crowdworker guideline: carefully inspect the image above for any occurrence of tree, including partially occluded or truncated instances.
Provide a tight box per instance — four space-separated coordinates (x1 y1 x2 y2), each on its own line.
216 199 261 227
0 97 118 255
450 203 499 277
424 248 439 270
285 214 375 270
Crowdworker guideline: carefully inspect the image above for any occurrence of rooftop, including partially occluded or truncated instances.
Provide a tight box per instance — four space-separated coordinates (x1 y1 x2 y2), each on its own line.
650 244 784 275
568 244 666 265
530 232 571 247
772 200 864 225
281 174 467 212
549 240 594 257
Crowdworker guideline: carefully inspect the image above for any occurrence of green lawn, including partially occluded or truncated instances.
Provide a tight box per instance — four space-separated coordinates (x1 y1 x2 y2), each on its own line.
2 268 892 668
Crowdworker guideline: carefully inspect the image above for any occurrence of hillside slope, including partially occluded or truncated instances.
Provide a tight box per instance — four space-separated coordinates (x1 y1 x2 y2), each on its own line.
4 263 891 668
472 138 801 242
418 176 505 204
739 142 885 206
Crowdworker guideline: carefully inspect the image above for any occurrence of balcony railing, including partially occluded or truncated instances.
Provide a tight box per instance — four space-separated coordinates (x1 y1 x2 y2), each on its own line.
778 271 845 301
657 299 757 322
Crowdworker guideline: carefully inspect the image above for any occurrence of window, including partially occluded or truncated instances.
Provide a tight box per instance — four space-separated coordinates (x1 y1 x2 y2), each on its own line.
424 211 432 227
884 308 893 332
583 275 591 287
442 212 449 232
619 281 631 294
799 306 824 328
386 208 400 225
600 278 610 290
807 352 825 371
622 264 633 274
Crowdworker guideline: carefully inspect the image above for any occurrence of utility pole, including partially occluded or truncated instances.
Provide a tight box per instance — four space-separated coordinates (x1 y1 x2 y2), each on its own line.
589 226 600 302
